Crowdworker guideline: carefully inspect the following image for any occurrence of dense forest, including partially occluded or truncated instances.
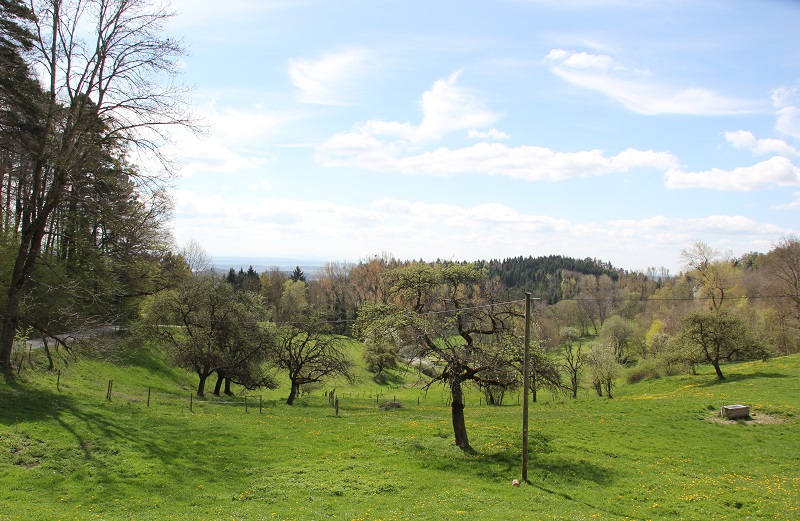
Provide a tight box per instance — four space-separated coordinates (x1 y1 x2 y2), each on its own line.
486 255 622 303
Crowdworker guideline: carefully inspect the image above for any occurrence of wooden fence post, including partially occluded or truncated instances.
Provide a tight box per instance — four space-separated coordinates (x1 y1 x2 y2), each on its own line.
147 387 151 408
57 370 61 393
106 380 113 401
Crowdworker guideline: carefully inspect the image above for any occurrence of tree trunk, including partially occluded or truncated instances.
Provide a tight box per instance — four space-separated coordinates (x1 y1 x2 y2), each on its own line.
224 377 233 396
286 382 299 405
213 372 224 395
450 378 472 451
712 360 725 380
197 373 208 397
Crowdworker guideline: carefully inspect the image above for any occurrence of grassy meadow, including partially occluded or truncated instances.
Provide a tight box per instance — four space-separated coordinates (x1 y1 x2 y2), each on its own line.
1 338 799 521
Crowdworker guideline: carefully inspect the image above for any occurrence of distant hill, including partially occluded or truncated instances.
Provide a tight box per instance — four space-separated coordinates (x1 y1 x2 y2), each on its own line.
211 257 330 279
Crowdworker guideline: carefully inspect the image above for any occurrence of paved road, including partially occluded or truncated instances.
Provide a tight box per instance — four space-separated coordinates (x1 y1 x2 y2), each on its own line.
25 325 123 349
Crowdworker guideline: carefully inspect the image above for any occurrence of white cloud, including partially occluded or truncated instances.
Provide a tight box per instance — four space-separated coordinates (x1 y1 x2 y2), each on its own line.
546 49 761 116
317 137 678 180
206 103 289 146
171 191 791 273
417 71 500 138
772 85 800 139
289 48 372 105
545 48 625 72
173 138 271 177
468 128 510 140
772 192 800 210
163 98 295 177
315 72 677 179
348 71 501 143
724 130 799 157
665 156 800 191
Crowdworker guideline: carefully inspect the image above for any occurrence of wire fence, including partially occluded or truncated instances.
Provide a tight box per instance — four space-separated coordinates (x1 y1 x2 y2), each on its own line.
49 371 534 414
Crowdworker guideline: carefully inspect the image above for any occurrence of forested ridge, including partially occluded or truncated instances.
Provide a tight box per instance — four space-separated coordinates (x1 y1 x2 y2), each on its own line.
486 255 622 303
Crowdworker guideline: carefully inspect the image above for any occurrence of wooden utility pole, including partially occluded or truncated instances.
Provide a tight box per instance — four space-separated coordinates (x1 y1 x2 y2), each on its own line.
521 294 542 481
522 292 531 481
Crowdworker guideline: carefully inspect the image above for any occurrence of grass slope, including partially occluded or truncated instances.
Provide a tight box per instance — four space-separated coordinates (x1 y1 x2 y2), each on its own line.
1 340 799 521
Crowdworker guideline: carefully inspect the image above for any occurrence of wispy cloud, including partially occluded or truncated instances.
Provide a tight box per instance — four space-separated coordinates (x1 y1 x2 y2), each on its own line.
289 48 373 105
665 156 800 191
772 85 800 139
468 128 510 140
772 192 800 210
546 49 762 116
165 98 295 177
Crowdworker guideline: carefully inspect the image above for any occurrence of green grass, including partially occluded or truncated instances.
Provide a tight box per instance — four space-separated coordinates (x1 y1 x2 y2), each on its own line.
1 340 799 520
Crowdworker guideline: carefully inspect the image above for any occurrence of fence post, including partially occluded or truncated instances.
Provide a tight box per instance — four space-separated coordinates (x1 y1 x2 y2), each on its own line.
244 396 248 413
106 380 113 401
57 370 61 393
335 397 339 416
190 394 193 412
147 387 151 408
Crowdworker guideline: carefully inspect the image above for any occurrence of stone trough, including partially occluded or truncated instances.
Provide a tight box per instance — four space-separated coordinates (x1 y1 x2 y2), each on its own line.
721 404 750 420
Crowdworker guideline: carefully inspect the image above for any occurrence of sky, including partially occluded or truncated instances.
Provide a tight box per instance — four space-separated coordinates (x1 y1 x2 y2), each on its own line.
161 0 800 274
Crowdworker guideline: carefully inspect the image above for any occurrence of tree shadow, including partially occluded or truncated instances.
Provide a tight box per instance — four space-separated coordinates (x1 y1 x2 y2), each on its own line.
409 429 614 488
0 383 206 495
697 371 789 388
372 370 404 386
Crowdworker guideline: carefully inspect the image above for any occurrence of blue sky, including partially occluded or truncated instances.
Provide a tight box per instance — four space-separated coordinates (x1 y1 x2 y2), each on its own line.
163 0 800 274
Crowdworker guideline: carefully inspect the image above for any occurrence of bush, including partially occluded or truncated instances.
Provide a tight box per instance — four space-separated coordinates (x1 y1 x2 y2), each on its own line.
626 359 661 384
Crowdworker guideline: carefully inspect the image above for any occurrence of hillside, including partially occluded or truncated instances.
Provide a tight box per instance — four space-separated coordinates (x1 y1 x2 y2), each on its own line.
1 339 798 520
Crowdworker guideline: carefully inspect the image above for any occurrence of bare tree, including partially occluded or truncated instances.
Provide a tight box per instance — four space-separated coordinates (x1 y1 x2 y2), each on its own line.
766 235 800 354
560 327 584 399
588 343 620 398
180 240 213 275
0 0 195 370
680 240 742 311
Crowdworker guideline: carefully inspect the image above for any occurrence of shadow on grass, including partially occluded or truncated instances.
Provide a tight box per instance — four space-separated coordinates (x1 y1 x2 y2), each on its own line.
411 429 614 487
698 371 789 387
0 381 204 494
372 370 405 386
